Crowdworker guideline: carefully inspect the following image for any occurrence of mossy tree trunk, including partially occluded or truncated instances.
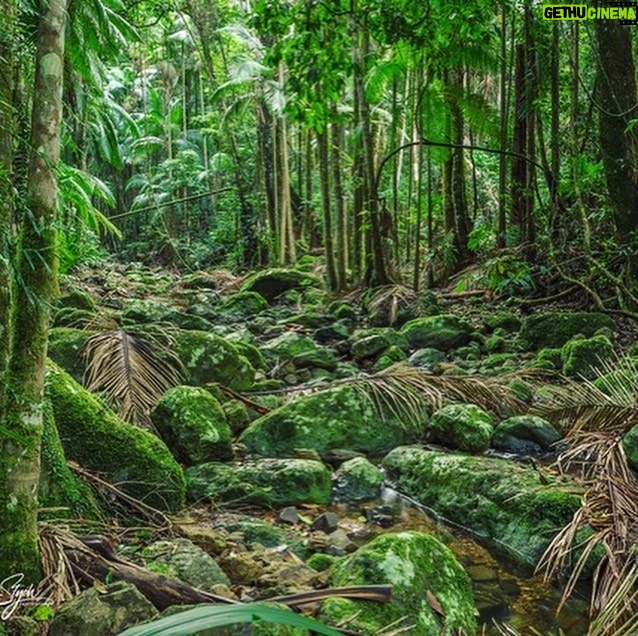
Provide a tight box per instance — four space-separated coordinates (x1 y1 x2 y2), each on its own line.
0 0 67 583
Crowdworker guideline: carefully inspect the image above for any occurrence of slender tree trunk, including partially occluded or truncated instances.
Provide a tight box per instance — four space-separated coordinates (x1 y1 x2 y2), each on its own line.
497 1 508 248
318 130 337 290
331 117 347 290
0 0 67 583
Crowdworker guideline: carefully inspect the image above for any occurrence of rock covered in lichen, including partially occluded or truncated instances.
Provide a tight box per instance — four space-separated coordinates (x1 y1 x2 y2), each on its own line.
185 458 332 507
152 385 233 465
520 311 614 349
46 362 185 512
239 385 417 458
383 446 581 567
428 404 494 453
333 457 384 502
174 329 255 391
318 531 477 635
492 415 560 454
561 334 613 379
401 314 474 352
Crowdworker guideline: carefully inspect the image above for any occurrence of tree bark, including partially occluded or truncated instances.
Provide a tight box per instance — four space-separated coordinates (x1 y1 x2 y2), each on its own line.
0 0 67 583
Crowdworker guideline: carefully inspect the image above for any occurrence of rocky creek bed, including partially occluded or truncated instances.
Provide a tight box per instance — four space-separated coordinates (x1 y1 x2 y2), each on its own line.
11 262 638 635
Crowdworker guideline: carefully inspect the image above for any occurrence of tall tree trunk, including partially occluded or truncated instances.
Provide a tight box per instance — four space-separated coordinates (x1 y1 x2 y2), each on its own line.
331 117 347 290
0 0 67 582
318 130 337 290
595 18 638 247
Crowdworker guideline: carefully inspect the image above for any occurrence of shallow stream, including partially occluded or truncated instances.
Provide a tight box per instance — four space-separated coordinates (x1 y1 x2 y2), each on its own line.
336 485 590 635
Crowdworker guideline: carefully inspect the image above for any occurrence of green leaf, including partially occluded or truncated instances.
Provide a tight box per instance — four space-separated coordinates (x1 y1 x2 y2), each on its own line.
117 603 342 636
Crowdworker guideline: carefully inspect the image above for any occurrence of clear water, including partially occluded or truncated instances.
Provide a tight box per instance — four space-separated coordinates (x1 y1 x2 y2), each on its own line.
334 486 590 635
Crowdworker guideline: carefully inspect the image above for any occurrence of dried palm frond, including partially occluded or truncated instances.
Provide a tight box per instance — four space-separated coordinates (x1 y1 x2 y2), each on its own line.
365 285 417 326
532 355 638 435
80 330 183 430
342 362 526 431
38 522 82 606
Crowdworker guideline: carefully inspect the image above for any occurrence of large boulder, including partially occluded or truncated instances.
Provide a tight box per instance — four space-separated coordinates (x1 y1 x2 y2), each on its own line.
428 404 494 453
220 291 268 317
151 386 233 465
492 415 561 454
383 446 581 567
520 311 614 350
239 385 417 458
142 538 230 590
46 363 185 512
318 532 476 635
401 314 474 352
561 335 613 379
49 581 157 636
174 330 255 391
241 268 319 302
185 458 332 507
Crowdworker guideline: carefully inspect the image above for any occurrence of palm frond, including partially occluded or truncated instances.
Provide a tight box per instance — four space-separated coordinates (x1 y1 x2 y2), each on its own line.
533 355 638 434
79 330 182 430
342 363 526 431
365 284 417 327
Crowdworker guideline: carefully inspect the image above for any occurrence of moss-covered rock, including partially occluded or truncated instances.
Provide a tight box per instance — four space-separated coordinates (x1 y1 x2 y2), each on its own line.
48 327 92 383
39 403 102 520
221 291 269 317
561 334 613 379
520 312 614 350
318 531 476 635
383 446 581 566
174 330 255 391
142 538 230 590
49 581 157 636
46 363 185 512
351 334 390 360
333 457 384 502
408 347 446 371
492 415 561 454
239 385 416 458
428 404 494 453
241 268 319 302
534 347 563 370
185 458 332 507
401 314 474 352
483 311 521 333
373 345 408 371
151 386 233 465
58 289 97 311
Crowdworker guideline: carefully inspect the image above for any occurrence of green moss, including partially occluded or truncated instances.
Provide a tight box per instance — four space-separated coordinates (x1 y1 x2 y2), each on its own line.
174 330 255 391
46 362 185 512
520 311 614 349
561 334 613 379
241 268 319 302
319 532 476 635
185 458 332 508
240 385 414 457
221 291 268 317
383 446 582 567
428 404 494 453
306 553 340 572
39 402 103 520
47 327 93 382
400 314 474 351
151 386 233 465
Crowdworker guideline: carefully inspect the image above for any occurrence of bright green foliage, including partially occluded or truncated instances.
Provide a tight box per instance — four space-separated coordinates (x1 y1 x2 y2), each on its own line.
401 314 474 351
428 403 494 453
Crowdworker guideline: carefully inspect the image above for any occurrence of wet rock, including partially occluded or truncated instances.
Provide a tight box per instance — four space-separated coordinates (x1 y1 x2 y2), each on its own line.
240 385 416 457
318 531 477 635
324 529 356 555
520 311 614 350
261 332 338 371
49 581 157 636
428 403 494 453
321 449 366 468
311 512 339 533
333 457 384 502
152 386 233 465
185 458 332 507
143 538 230 590
492 415 560 454
408 347 447 371
383 446 581 567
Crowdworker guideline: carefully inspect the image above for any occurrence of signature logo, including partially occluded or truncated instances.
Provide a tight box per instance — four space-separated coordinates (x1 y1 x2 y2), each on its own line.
0 573 48 620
